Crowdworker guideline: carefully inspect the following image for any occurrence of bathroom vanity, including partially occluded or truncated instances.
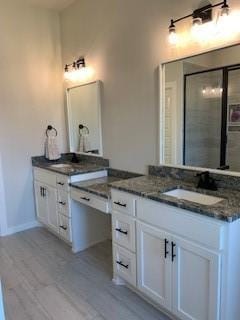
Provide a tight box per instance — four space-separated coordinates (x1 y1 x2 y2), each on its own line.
32 155 139 253
110 169 240 320
33 161 110 251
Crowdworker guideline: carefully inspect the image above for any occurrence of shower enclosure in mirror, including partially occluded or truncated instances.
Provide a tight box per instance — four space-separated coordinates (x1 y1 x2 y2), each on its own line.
66 81 103 156
160 44 240 173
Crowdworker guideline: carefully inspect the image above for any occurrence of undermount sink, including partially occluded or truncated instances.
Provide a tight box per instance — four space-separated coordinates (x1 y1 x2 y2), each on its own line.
50 164 72 169
163 189 224 206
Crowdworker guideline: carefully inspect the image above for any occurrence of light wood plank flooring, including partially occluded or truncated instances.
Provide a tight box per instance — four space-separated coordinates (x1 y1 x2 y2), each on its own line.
0 227 171 320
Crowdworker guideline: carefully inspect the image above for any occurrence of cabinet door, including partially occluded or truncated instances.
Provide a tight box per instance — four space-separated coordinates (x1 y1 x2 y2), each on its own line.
46 185 58 234
172 237 221 320
34 181 48 225
137 222 172 311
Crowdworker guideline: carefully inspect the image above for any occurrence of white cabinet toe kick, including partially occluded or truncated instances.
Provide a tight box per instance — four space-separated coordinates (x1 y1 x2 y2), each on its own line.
110 188 240 320
33 167 111 253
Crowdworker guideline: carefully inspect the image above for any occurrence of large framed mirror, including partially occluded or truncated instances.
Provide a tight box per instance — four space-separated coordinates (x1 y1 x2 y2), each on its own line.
66 81 103 156
160 44 240 173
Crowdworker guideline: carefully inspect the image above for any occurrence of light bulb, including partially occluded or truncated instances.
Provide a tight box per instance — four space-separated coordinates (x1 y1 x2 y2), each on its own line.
191 17 204 41
221 3 230 17
169 30 178 45
168 20 178 45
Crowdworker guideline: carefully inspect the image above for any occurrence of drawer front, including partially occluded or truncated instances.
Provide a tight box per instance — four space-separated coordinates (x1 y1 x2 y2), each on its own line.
59 214 72 243
137 197 225 251
33 167 56 187
56 174 69 191
113 244 136 287
111 189 136 216
112 213 136 252
57 190 70 217
71 189 109 214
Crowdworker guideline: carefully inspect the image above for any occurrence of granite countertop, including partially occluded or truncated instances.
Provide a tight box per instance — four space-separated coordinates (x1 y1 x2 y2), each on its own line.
70 176 121 199
70 168 142 199
32 160 108 176
109 175 240 222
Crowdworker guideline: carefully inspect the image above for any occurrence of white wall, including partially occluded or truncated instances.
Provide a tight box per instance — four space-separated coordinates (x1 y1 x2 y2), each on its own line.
0 0 66 234
60 0 240 174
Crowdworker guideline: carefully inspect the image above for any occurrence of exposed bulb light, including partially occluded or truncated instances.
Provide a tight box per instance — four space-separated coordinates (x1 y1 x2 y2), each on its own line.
221 1 230 17
191 16 204 40
217 1 232 37
192 16 202 27
168 19 178 45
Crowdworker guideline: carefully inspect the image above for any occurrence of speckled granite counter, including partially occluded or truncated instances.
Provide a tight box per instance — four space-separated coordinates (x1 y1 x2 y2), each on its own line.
32 154 109 176
110 175 240 222
70 169 142 199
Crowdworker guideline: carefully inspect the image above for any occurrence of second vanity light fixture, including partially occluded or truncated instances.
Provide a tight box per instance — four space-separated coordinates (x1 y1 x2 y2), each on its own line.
168 0 231 44
64 57 94 82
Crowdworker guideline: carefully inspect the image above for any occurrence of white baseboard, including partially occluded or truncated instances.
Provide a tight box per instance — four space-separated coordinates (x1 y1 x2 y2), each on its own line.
1 220 41 237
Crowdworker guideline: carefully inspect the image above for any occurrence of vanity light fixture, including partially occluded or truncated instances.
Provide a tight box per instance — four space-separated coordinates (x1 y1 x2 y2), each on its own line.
168 0 231 44
64 57 93 82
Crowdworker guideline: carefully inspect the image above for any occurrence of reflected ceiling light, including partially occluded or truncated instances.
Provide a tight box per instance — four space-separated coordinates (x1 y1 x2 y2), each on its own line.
168 1 232 45
64 57 94 82
202 86 223 98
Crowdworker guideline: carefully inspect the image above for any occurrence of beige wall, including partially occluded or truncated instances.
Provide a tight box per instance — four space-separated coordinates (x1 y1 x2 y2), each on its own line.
0 1 66 233
60 0 240 174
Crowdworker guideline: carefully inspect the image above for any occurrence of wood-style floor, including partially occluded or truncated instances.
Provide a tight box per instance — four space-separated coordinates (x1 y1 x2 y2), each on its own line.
0 227 170 320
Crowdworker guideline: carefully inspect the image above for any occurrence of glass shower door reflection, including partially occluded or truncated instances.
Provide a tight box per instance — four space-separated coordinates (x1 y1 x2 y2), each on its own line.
184 70 223 169
226 68 240 171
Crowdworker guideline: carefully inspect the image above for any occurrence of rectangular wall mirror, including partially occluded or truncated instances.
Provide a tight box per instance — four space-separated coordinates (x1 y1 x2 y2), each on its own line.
66 81 103 156
160 44 240 173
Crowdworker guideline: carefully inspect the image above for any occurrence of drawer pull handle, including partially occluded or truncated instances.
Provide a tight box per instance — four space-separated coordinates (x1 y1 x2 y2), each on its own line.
115 228 128 235
164 238 169 259
116 261 129 269
57 182 65 186
81 197 90 202
171 242 176 262
114 201 127 208
60 225 67 231
59 201 66 206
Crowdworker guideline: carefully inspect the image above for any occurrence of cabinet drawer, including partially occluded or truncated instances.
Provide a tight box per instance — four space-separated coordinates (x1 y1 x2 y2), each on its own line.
59 214 72 243
71 188 110 214
33 167 56 187
137 197 225 251
111 189 136 216
56 174 69 191
57 190 70 217
112 213 136 252
113 244 136 287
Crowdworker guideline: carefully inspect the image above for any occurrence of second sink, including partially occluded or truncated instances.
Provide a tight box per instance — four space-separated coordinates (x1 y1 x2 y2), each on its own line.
163 189 224 206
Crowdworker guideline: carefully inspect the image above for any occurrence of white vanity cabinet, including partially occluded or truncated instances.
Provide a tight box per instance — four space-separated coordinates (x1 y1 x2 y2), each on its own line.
137 222 172 310
137 221 221 320
111 189 240 320
34 167 72 242
111 189 137 286
34 181 59 233
33 166 109 251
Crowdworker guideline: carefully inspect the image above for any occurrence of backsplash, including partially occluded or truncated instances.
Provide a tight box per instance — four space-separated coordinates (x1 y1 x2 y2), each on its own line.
32 153 110 167
149 165 240 191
